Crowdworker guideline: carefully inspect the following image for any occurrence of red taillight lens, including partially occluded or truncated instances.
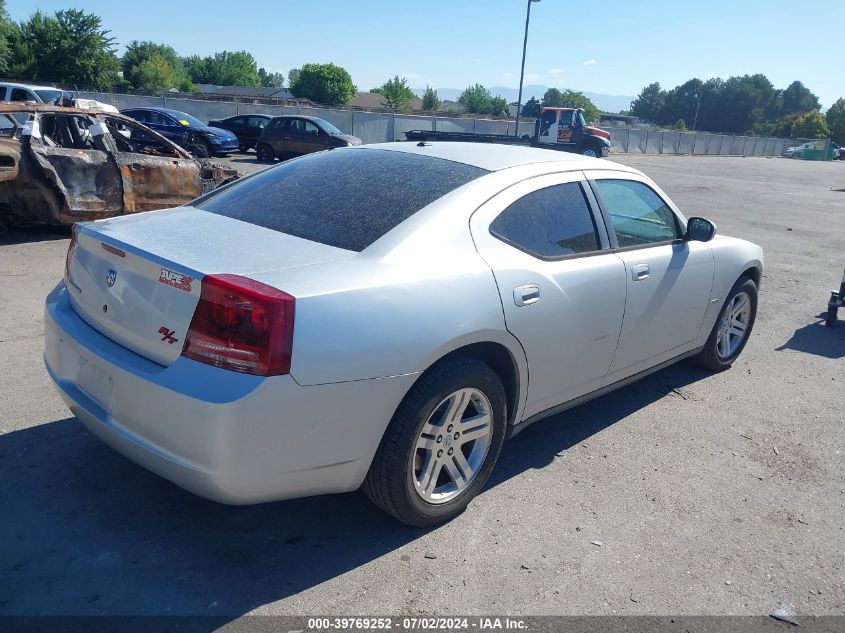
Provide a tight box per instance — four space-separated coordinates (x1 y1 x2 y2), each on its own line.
181 274 295 376
65 223 79 280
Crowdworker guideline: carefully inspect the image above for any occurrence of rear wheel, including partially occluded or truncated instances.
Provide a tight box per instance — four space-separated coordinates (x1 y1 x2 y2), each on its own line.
363 358 507 526
693 277 757 370
581 143 602 157
255 143 275 162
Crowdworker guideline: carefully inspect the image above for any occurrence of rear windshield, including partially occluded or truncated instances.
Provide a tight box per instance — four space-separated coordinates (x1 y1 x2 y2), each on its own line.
197 148 489 251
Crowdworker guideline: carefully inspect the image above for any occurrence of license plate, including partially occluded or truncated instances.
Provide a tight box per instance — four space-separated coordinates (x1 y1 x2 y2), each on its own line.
77 357 114 410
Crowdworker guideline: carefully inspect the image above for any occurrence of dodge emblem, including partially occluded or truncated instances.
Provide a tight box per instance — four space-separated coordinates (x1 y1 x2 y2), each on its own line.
106 269 117 287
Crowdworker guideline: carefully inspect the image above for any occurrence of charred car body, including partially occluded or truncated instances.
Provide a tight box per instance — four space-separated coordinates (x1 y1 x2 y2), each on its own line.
0 104 237 228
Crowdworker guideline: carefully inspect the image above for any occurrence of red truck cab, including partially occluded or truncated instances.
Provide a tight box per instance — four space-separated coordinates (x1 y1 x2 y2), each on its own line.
535 107 610 157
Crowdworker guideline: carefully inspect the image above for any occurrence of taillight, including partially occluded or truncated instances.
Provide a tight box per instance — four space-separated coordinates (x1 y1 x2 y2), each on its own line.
181 274 295 376
65 223 79 280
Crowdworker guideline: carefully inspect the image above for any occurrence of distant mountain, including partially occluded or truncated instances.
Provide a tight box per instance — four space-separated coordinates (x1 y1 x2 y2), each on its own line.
414 85 635 114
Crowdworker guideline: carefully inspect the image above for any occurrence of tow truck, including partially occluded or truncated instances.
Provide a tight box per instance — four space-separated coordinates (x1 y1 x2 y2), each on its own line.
405 107 612 157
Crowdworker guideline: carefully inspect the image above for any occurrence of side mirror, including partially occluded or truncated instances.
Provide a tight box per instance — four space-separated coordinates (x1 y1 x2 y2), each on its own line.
684 216 716 242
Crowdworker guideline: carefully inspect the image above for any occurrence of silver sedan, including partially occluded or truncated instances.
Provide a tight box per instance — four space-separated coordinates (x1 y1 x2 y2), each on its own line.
45 142 763 526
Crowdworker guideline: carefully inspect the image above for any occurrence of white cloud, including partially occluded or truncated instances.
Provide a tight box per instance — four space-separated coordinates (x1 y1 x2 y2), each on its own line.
583 59 597 66
525 73 540 82
503 72 512 80
549 68 565 75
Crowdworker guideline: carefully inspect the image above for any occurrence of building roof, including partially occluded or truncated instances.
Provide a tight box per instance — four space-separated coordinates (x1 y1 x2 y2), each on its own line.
349 92 423 110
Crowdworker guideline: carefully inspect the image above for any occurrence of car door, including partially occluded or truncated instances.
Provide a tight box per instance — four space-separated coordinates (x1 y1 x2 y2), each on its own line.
556 110 578 147
245 116 268 146
470 172 627 419
286 118 326 156
588 172 715 382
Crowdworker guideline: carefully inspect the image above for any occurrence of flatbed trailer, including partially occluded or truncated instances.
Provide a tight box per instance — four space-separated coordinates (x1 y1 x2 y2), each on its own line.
405 107 612 157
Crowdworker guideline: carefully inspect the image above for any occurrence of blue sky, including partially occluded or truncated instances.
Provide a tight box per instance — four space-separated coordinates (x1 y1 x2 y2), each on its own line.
7 0 844 108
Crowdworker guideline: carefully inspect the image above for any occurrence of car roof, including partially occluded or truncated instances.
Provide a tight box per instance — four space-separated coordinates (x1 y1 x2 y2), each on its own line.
0 82 62 89
268 115 325 123
362 141 637 173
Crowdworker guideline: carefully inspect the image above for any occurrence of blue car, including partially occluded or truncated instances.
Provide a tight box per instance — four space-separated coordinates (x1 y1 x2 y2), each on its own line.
120 107 239 157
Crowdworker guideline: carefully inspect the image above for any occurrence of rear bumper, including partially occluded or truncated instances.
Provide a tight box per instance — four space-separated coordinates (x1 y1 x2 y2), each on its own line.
44 284 415 504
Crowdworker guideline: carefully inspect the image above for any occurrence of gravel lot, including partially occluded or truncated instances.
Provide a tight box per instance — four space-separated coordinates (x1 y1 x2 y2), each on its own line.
0 153 843 619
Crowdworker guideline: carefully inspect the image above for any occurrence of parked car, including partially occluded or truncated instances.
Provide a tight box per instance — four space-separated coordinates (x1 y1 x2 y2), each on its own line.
0 82 119 113
0 103 237 227
208 114 272 151
783 140 839 160
47 143 763 526
830 142 845 160
255 115 361 162
120 107 239 157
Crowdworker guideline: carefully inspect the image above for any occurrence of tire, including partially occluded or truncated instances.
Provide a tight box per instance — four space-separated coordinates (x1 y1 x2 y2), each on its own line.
189 140 211 159
826 306 838 328
363 357 507 526
255 143 275 162
581 143 602 157
693 276 758 370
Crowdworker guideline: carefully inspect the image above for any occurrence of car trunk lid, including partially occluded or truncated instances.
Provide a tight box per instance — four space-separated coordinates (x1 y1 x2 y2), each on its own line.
66 207 354 366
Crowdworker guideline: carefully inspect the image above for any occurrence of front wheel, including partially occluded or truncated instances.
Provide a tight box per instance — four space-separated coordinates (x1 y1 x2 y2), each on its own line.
581 144 602 157
189 140 211 159
693 276 758 370
363 358 507 526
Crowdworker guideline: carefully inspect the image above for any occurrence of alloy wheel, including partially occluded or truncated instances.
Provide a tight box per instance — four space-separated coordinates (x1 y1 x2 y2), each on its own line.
411 388 493 504
716 291 751 359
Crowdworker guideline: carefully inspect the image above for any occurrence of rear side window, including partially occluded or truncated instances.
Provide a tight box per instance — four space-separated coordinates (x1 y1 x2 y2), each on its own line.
197 149 489 251
490 183 600 258
594 179 679 247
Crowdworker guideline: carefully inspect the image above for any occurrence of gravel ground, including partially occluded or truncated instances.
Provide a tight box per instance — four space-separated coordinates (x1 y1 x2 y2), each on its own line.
0 154 842 620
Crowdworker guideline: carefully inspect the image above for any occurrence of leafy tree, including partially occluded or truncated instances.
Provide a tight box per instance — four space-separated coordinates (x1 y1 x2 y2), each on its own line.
458 83 494 114
182 50 260 86
791 110 830 139
289 62 356 105
132 55 177 93
489 95 509 117
123 41 191 92
258 68 285 88
675 118 688 131
826 98 845 145
16 9 121 89
781 81 820 116
421 85 440 111
660 79 703 127
288 67 301 87
521 96 540 118
372 75 415 110
630 82 665 124
0 0 12 75
542 88 600 123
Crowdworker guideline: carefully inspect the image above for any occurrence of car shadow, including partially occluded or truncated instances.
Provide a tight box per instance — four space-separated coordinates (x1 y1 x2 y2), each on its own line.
0 363 710 621
775 315 845 358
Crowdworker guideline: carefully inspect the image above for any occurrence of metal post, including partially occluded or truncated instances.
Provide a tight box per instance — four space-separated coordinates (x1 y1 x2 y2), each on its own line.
625 127 630 153
514 0 538 136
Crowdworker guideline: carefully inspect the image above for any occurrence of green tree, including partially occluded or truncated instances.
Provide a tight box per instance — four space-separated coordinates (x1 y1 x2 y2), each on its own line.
489 95 509 117
660 79 702 127
791 110 830 139
521 96 540 118
289 62 356 105
458 83 494 114
123 41 191 92
542 88 600 123
421 85 440 111
824 98 845 145
0 0 13 75
258 67 285 88
781 80 820 116
17 9 121 88
674 118 688 131
630 82 665 124
182 50 260 86
288 67 301 87
133 55 176 93
372 75 415 110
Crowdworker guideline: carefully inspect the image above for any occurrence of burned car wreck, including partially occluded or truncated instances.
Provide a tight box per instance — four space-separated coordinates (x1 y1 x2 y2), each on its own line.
0 104 238 228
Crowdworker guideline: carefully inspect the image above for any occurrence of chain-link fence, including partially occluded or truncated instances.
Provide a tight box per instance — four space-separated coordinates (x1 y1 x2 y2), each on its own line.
81 91 817 157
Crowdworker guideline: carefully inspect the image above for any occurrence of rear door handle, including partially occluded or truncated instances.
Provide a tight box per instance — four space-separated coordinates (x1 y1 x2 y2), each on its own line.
514 284 540 307
631 263 650 281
